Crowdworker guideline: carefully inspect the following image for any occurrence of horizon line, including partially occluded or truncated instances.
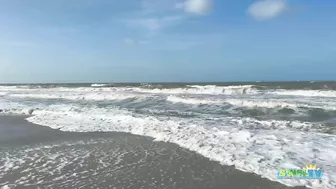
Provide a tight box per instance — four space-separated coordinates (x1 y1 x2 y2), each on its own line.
0 80 336 85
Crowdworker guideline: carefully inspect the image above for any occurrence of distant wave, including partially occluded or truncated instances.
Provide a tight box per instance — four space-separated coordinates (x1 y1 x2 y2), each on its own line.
133 85 258 95
91 84 109 87
166 95 336 110
166 96 296 108
167 95 220 105
66 85 260 95
3 84 336 98
271 90 336 98
9 92 144 102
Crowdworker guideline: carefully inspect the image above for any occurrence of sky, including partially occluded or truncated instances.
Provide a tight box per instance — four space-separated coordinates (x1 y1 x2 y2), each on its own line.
0 0 335 83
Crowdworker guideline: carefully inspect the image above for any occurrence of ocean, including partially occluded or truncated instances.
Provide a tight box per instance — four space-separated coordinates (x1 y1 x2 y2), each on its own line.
0 82 335 189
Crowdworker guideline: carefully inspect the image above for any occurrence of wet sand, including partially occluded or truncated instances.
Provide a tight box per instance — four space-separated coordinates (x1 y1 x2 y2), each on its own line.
0 115 307 189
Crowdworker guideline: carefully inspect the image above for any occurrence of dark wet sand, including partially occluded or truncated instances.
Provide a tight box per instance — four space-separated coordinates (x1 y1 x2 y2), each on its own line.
0 115 307 189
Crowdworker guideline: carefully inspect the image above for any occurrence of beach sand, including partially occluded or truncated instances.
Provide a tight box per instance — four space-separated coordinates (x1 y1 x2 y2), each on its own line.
0 115 307 189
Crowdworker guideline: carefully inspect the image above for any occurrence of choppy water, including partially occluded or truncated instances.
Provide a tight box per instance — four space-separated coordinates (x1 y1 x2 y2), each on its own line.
1 82 336 189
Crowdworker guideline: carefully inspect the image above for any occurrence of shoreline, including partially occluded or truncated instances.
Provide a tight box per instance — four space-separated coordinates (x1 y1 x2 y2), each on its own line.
0 115 307 189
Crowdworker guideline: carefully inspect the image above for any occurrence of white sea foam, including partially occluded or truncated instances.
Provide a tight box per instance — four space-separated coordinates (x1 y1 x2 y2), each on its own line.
9 92 145 102
6 89 336 111
167 95 219 105
6 86 336 111
167 95 295 108
0 139 126 188
188 85 253 89
134 85 258 95
225 99 301 109
91 84 108 87
3 85 336 98
166 95 336 111
0 99 34 115
271 90 336 98
23 106 336 189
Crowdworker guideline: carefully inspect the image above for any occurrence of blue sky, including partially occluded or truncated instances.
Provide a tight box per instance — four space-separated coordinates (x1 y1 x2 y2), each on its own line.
0 0 335 83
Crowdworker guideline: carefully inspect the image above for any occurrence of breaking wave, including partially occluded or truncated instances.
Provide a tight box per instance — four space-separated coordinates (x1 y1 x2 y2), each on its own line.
166 95 336 111
91 84 110 87
9 93 144 102
167 96 219 105
271 90 336 98
133 85 258 95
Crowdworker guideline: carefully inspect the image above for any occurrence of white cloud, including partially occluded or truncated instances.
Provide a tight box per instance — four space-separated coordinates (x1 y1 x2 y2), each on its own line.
248 0 287 20
181 0 213 15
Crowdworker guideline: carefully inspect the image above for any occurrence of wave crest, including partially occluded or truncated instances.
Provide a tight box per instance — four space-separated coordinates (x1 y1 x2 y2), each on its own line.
91 84 110 87
135 85 258 95
271 90 336 98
